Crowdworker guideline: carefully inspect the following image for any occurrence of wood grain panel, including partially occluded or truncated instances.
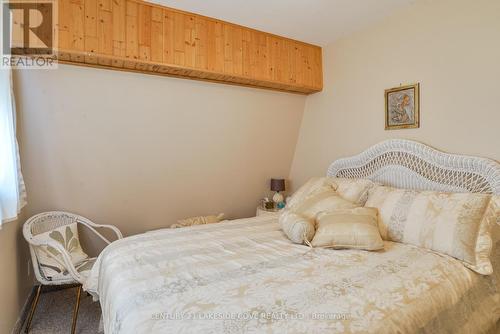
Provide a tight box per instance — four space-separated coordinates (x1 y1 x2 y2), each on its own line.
149 7 162 62
206 19 223 73
70 0 84 51
57 0 322 94
112 0 126 57
183 15 196 68
125 1 138 59
98 4 112 56
162 10 174 64
194 17 207 70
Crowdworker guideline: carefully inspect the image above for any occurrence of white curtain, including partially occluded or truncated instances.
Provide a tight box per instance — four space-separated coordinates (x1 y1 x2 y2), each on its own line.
0 69 26 226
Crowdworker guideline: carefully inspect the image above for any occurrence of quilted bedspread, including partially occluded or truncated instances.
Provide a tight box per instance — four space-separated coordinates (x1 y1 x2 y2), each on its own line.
85 215 500 334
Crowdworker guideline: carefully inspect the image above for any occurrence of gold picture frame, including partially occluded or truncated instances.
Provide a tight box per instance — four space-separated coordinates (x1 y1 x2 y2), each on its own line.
385 83 419 130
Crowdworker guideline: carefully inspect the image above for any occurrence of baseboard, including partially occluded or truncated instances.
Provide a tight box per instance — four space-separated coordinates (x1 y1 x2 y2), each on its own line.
10 285 37 334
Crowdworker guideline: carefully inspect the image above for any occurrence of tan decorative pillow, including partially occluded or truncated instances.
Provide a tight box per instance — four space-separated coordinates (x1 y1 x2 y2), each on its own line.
329 177 377 205
366 186 498 275
33 223 89 279
311 207 384 250
292 188 358 220
286 177 337 210
280 186 357 245
286 177 376 209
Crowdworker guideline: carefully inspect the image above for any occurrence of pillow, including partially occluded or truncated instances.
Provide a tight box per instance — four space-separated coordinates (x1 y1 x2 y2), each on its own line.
33 223 89 279
280 186 357 245
286 177 376 208
279 211 315 244
365 186 498 275
329 177 377 205
286 177 337 210
292 188 358 220
311 207 384 250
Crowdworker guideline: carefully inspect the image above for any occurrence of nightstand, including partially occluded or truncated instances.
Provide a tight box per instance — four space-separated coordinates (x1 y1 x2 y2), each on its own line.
256 206 283 217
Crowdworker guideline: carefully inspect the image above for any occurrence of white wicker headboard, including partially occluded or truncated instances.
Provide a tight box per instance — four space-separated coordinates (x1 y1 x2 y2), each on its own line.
327 139 500 195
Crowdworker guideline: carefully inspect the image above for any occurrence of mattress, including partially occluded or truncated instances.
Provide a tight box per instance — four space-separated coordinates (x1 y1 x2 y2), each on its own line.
85 215 500 334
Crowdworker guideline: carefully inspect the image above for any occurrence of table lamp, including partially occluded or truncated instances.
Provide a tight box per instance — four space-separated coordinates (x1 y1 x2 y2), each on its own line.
270 178 286 208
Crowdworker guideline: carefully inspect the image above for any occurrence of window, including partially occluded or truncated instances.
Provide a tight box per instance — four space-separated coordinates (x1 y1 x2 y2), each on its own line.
0 69 26 226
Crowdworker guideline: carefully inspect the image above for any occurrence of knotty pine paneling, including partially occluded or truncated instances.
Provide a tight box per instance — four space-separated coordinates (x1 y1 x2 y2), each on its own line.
57 0 323 94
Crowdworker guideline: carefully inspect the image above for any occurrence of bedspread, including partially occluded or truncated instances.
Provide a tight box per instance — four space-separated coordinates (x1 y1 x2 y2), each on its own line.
85 215 500 334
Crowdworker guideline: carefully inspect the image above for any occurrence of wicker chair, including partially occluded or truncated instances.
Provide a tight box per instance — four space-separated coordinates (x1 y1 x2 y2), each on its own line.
23 211 123 334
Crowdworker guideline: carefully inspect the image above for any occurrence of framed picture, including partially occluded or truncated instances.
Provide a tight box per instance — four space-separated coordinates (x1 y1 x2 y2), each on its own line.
385 83 419 130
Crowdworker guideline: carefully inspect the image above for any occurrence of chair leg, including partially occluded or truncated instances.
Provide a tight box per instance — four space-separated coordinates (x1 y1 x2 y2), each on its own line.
24 285 42 333
71 285 82 334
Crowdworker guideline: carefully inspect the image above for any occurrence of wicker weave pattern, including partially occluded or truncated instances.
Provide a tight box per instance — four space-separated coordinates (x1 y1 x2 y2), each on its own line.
327 139 500 195
30 212 78 236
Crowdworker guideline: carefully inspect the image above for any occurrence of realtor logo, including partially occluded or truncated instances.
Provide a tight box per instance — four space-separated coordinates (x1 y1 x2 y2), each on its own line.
1 0 57 68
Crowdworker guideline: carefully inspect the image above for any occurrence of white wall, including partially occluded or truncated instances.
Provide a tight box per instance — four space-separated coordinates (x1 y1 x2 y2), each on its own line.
15 65 306 237
290 0 500 188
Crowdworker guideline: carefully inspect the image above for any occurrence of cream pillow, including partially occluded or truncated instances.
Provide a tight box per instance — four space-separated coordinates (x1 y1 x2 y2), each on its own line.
329 177 377 205
33 223 89 279
311 207 384 250
286 177 337 210
280 186 357 245
366 186 498 275
292 188 357 220
279 211 315 244
286 177 376 208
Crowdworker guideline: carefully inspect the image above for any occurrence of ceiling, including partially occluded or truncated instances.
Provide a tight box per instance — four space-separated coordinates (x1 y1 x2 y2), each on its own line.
152 0 416 46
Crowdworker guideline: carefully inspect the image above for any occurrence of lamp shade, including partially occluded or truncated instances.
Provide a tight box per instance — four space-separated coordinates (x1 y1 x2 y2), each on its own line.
270 178 285 192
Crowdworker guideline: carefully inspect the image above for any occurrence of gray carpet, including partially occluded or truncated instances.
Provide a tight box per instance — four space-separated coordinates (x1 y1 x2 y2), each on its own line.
23 286 102 334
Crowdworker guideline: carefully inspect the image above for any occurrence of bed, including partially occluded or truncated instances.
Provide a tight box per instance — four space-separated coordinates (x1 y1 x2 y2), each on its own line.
85 139 500 334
